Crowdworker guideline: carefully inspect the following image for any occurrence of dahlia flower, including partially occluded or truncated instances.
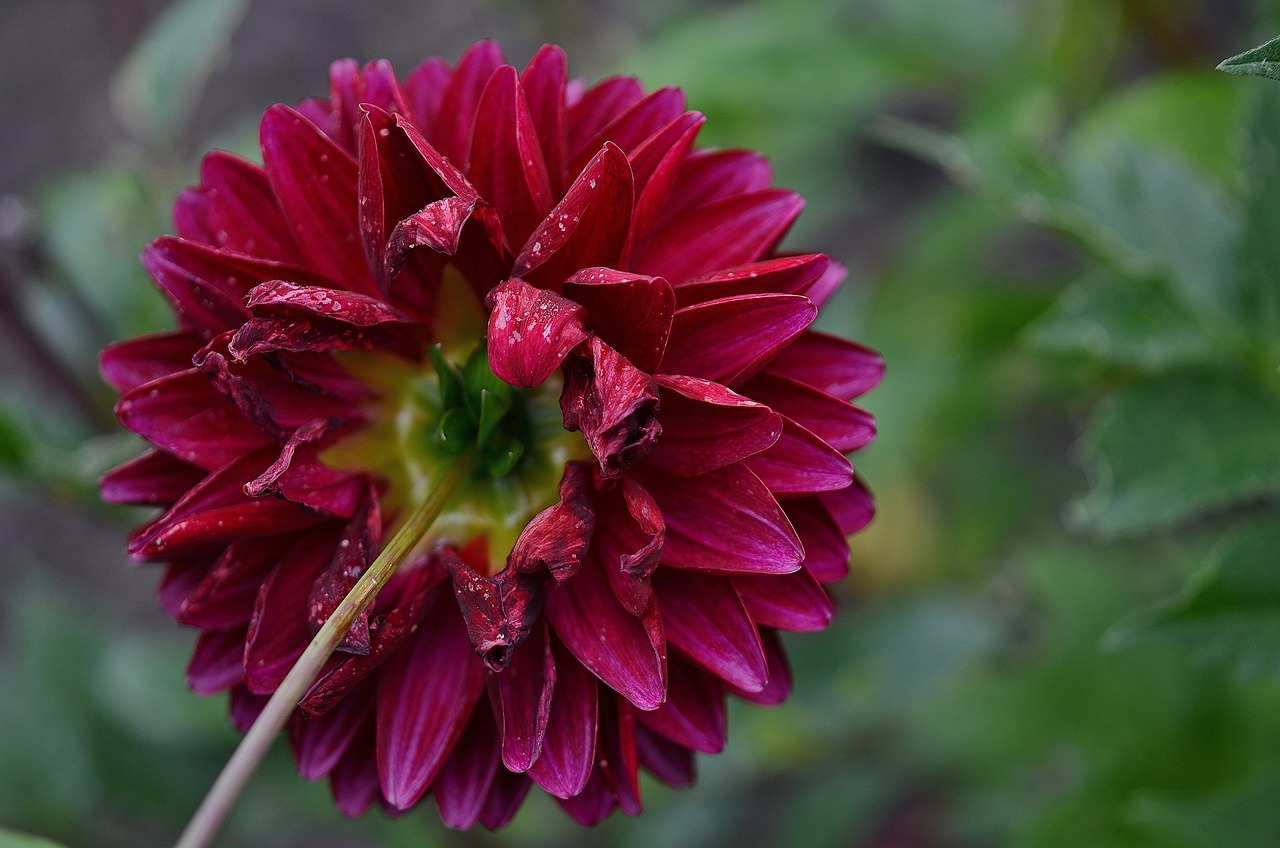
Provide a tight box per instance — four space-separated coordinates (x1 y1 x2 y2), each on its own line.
101 41 881 829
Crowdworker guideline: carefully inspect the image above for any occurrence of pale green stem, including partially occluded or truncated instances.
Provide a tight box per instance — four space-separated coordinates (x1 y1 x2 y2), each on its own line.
173 454 475 848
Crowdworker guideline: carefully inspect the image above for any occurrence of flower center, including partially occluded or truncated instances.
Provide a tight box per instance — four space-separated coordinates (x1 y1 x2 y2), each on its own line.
323 278 587 575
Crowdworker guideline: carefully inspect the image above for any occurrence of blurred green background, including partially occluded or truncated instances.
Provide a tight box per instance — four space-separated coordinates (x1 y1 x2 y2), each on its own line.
4 0 1280 846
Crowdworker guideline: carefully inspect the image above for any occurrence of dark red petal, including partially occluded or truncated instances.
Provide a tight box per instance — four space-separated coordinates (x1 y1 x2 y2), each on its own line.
623 112 705 263
636 657 726 754
177 537 289 629
173 188 214 245
434 708 502 830
548 553 667 711
661 148 773 223
745 417 854 495
195 151 301 262
330 59 407 154
560 337 661 479
307 488 380 654
785 496 851 582
653 570 767 692
384 194 507 295
764 330 884 400
662 293 816 388
507 462 595 582
402 57 451 131
486 278 587 388
469 65 554 250
819 476 875 536
569 86 685 174
229 685 268 732
556 765 617 826
673 254 830 308
520 45 568 196
511 143 633 290
493 620 556 772
429 40 505 165
158 557 210 618
290 682 374 779
447 555 546 671
243 530 339 694
727 628 792 705
741 371 875 453
805 257 846 308
376 587 485 810
599 695 642 815
648 375 782 476
527 639 598 799
563 267 674 372
634 725 695 787
641 464 803 575
595 477 664 616
733 569 835 633
244 280 414 326
567 76 644 164
116 371 271 473
636 189 803 284
228 316 410 360
100 331 201 393
260 104 378 296
330 721 382 816
100 449 205 506
478 768 532 829
187 626 246 695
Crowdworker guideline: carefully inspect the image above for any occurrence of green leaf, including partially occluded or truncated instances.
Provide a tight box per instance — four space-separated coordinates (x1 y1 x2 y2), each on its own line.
1234 83 1280 346
110 0 253 147
0 831 70 848
1071 372 1280 538
1218 35 1280 82
1130 766 1280 848
1107 520 1280 676
1026 273 1217 370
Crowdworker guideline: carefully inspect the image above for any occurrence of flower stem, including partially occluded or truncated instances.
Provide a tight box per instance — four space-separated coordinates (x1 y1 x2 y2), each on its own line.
173 454 476 848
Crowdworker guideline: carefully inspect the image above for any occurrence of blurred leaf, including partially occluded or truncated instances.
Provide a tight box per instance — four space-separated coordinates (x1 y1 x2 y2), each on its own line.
0 832 70 848
1234 83 1280 346
1108 519 1280 676
1129 766 1280 848
111 0 253 147
1026 273 1217 369
1071 372 1280 538
1218 35 1280 82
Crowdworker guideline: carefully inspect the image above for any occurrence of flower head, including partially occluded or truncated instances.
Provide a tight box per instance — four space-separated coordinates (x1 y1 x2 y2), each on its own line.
101 41 882 828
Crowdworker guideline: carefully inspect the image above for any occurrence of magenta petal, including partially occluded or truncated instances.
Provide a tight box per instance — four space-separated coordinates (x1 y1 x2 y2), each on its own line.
100 449 205 506
745 417 854 495
244 280 414 326
429 40 505 165
733 569 835 633
661 148 773 223
648 375 782 476
261 104 378 296
819 476 876 536
478 768 532 830
229 685 268 732
673 254 830 308
596 477 664 616
557 766 617 826
403 56 451 132
662 293 816 388
634 725 694 786
742 372 875 453
527 639 598 799
447 555 545 670
567 76 645 163
785 496 852 582
187 626 246 695
636 189 803 284
376 588 485 810
764 330 885 400
563 267 674 372
727 628 792 706
641 465 803 575
653 571 767 692
548 553 667 711
434 708 502 830
330 721 382 816
599 695 643 815
569 86 686 175
520 45 569 196
486 278 587 388
307 489 380 654
507 462 596 582
158 558 212 618
469 65 554 250
243 530 338 694
494 620 556 772
177 538 288 629
560 337 661 479
100 331 201 393
290 683 374 779
624 113 705 263
511 143 634 289
636 657 726 754
195 151 301 262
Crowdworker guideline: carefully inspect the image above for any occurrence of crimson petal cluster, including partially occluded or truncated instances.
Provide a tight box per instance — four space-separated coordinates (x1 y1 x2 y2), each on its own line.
101 41 882 827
